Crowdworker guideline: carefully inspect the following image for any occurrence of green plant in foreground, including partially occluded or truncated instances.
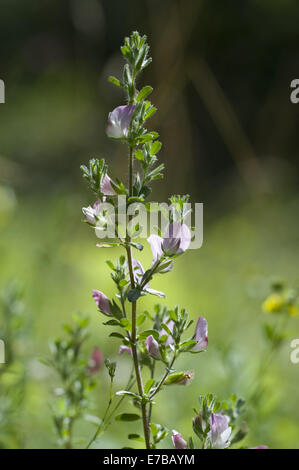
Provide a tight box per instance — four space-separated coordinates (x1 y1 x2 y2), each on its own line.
0 281 28 448
80 31 266 450
44 315 103 448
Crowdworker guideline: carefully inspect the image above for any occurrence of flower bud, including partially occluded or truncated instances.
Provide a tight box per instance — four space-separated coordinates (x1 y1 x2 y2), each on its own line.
88 347 103 373
101 174 116 196
178 370 194 386
106 105 135 139
193 413 206 438
192 316 208 352
145 335 161 359
209 413 231 449
118 345 132 355
162 222 191 256
164 370 194 386
172 430 188 449
82 201 100 224
92 289 112 316
147 234 174 273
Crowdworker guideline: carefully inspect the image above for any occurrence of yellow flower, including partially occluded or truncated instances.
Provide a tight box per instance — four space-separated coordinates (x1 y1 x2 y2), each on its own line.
288 305 299 316
262 293 285 313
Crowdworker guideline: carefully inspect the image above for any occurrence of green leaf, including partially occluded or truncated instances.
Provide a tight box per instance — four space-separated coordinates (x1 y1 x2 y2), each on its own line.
145 106 157 121
116 391 141 400
109 332 125 340
136 86 153 102
106 260 115 270
108 76 122 87
188 437 194 449
103 319 120 326
120 318 132 330
128 434 145 442
137 313 146 327
160 322 172 336
168 309 178 322
150 141 162 156
128 242 144 251
115 413 141 422
179 340 197 352
150 423 158 436
139 329 160 341
135 149 144 162
144 379 155 394
83 414 102 426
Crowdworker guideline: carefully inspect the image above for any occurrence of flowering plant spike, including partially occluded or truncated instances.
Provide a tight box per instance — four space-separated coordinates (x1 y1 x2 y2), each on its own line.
80 32 261 450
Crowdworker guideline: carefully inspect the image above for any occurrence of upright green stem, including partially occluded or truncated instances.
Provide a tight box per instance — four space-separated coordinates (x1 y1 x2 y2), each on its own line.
249 315 289 404
86 377 114 449
149 353 176 400
129 146 134 198
86 368 135 449
148 360 156 425
126 146 151 449
65 420 73 449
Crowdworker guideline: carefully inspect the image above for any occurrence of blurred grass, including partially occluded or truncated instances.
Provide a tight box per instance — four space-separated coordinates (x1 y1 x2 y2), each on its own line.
0 0 299 450
1 187 299 448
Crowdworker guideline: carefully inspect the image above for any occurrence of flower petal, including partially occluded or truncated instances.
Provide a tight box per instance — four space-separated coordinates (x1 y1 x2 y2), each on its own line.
172 430 188 449
92 289 112 315
192 316 208 351
147 234 163 262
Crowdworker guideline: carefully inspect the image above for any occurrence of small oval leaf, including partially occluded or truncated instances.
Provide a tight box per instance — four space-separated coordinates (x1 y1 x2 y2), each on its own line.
115 413 141 422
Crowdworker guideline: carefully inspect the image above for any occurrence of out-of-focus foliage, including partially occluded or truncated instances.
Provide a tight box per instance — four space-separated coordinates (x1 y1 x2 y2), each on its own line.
43 315 102 449
0 192 299 448
0 0 299 449
0 281 29 448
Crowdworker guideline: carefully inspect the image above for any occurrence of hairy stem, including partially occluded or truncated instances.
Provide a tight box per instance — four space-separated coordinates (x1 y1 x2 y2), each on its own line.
126 147 151 449
149 353 176 400
131 301 151 448
148 360 156 425
129 146 134 198
86 378 114 449
86 369 135 449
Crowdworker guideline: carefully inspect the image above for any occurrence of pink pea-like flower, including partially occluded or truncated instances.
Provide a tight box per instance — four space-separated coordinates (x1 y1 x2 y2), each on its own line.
92 289 112 316
147 234 163 262
147 222 191 268
88 347 103 373
145 335 161 359
172 430 188 449
192 316 208 352
106 105 136 139
101 174 116 196
209 413 231 449
251 445 268 449
162 222 191 256
160 317 174 346
118 345 132 355
82 200 100 224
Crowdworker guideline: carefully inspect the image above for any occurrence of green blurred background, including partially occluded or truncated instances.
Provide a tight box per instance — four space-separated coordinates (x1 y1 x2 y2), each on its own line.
0 0 299 449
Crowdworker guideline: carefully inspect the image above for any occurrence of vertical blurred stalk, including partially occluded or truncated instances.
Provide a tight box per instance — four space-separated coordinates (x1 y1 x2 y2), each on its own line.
188 58 270 194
